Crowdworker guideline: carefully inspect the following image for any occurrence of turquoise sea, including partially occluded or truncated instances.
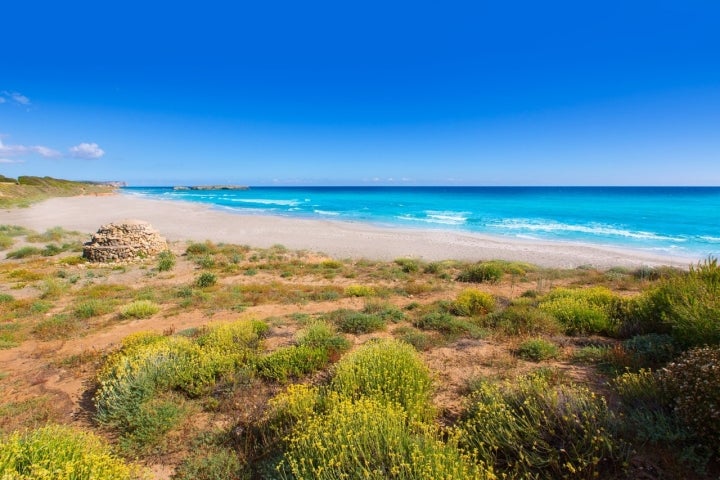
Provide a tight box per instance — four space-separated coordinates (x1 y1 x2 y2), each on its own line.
124 187 720 260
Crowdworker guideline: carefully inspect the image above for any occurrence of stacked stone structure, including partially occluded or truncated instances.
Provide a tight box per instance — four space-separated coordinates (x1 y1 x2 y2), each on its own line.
83 220 167 262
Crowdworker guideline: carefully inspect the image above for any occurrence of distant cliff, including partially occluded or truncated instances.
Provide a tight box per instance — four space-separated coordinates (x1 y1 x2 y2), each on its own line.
0 176 118 208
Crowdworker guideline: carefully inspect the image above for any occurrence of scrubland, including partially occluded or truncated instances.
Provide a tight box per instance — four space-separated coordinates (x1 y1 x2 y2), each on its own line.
0 226 718 479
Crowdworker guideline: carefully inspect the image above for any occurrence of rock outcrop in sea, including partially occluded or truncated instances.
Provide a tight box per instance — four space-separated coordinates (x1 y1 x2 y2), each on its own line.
83 220 167 262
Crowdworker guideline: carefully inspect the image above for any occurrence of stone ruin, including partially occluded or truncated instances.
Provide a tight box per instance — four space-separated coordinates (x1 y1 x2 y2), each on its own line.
83 220 167 262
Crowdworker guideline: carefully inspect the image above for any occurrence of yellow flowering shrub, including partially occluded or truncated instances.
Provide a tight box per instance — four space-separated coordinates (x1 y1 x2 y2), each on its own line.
330 339 434 422
539 286 620 335
0 424 144 479
94 319 267 449
459 372 625 479
281 396 494 480
453 288 495 316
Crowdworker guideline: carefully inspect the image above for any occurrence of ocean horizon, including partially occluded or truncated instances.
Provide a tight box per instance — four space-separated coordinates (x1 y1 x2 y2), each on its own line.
124 186 720 260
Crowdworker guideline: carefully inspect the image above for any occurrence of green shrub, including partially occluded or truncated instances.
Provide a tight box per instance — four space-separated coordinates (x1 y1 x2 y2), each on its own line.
59 255 85 265
0 424 139 479
571 344 629 374
196 254 216 269
539 287 619 335
32 314 82 340
41 243 64 256
0 235 13 250
662 346 720 457
0 225 31 236
173 447 247 480
40 277 67 299
516 338 559 361
457 263 503 283
320 259 343 269
486 303 561 336
641 258 720 347
6 246 41 259
196 272 217 288
612 369 668 412
281 396 491 479
459 373 625 479
186 241 216 255
394 257 420 273
257 345 329 382
394 326 438 351
157 250 176 272
344 284 376 297
0 322 21 349
453 288 495 316
325 309 386 334
331 339 434 422
611 370 697 464
26 227 70 243
119 300 159 319
295 320 350 356
362 301 405 322
95 321 265 449
424 261 443 274
74 299 113 319
622 333 677 369
414 311 484 338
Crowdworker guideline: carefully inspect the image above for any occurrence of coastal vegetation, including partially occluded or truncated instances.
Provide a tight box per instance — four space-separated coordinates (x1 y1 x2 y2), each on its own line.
0 176 116 208
0 224 718 478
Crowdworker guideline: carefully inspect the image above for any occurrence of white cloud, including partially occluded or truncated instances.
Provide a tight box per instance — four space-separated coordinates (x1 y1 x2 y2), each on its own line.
69 142 105 159
0 158 23 164
0 138 60 158
1 91 30 106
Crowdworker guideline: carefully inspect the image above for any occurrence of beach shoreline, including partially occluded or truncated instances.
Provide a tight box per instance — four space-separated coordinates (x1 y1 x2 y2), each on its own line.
0 193 696 269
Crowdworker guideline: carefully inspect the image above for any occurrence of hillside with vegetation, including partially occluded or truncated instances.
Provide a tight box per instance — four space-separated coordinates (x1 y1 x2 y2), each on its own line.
0 176 117 208
0 226 718 479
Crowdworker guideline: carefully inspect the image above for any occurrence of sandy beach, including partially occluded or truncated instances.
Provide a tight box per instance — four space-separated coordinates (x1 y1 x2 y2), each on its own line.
0 193 695 269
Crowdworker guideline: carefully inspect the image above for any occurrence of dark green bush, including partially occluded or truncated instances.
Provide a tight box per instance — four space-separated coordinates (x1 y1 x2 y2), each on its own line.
457 263 503 284
394 257 420 273
196 272 217 288
362 301 404 322
414 311 479 337
487 303 561 336
611 369 691 446
157 250 176 272
622 333 677 369
6 246 41 259
41 244 63 256
394 326 438 351
257 345 329 382
324 309 386 334
516 338 559 361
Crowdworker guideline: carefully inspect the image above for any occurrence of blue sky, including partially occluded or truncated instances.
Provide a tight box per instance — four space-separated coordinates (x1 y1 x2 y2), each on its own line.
1 1 719 186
